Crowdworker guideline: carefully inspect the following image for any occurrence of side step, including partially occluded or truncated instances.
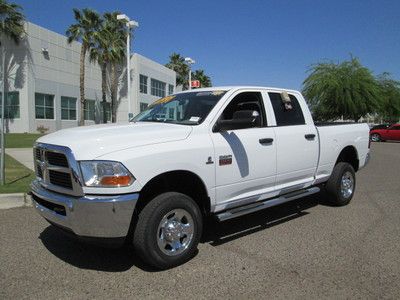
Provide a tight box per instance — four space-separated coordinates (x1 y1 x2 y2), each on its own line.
215 186 320 222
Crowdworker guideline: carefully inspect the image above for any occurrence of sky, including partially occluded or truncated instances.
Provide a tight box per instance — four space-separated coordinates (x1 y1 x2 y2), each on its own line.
16 0 400 90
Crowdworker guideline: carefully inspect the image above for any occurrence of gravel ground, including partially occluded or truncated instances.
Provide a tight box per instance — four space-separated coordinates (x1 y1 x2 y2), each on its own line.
0 142 399 299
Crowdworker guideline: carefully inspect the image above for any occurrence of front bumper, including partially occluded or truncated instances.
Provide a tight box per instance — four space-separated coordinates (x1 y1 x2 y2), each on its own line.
31 180 139 240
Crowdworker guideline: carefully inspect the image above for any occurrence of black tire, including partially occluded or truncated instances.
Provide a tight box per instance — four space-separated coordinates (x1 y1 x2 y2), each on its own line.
370 133 381 142
133 192 203 269
325 162 356 206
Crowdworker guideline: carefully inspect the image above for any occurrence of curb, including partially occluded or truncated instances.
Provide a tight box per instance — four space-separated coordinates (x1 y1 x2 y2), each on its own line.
0 193 32 210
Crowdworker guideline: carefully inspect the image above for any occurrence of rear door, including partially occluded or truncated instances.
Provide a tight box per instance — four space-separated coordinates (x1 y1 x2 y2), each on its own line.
266 91 319 191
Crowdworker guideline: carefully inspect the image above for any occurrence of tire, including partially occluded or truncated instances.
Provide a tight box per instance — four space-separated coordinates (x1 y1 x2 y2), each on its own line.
370 133 381 142
133 192 203 269
325 162 356 206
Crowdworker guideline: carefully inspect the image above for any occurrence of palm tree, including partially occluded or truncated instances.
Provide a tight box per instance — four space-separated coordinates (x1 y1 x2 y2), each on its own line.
66 8 101 126
89 12 126 123
165 53 189 89
0 0 25 44
103 12 126 123
0 0 25 185
192 69 212 88
302 57 381 122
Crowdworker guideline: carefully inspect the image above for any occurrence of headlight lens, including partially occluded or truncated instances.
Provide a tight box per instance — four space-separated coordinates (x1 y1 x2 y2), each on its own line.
79 161 134 187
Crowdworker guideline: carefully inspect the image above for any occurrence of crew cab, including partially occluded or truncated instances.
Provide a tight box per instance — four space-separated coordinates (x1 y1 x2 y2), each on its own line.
370 123 400 142
31 86 370 269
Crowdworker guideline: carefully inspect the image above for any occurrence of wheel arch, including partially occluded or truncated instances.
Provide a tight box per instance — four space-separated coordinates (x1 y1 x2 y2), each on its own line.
336 145 359 172
135 170 211 216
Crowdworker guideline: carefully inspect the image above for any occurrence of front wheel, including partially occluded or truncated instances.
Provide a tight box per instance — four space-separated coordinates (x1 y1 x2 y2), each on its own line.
370 133 381 142
325 162 356 206
133 192 203 269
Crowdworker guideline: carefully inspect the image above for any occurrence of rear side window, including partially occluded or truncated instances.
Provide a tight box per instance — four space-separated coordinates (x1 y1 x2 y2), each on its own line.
268 92 305 126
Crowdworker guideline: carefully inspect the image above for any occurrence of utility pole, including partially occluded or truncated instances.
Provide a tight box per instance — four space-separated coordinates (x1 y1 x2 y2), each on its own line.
184 57 195 90
1 44 6 185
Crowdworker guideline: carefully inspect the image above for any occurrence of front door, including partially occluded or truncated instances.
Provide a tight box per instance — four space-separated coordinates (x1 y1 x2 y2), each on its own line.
210 91 277 211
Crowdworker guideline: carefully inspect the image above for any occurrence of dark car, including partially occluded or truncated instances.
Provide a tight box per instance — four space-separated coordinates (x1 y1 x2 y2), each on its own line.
370 124 391 131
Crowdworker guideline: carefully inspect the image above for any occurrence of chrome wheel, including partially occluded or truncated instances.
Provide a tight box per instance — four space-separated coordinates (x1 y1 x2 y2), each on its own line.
341 171 354 199
371 134 380 142
157 209 194 256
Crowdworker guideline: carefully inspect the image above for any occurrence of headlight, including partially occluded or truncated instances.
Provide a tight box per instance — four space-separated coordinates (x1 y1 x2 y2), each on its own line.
79 161 135 187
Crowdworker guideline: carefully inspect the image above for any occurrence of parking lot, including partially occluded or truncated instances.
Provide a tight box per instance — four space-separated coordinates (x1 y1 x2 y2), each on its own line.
0 142 399 299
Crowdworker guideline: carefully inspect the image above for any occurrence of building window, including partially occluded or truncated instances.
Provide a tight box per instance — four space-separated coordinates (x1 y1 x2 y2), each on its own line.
35 93 54 119
84 99 95 121
0 91 20 119
151 79 166 97
140 102 148 112
61 96 76 120
101 102 111 122
140 74 148 94
168 84 174 95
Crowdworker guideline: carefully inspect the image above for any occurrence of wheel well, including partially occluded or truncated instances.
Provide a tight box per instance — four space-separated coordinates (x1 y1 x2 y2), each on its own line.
336 146 359 172
136 170 211 216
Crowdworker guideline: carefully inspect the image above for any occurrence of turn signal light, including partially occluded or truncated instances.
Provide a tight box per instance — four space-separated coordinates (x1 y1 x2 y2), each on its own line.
100 175 132 186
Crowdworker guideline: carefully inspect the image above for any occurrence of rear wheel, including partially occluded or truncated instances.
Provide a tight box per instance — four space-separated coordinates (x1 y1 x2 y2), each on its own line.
325 162 356 206
133 192 203 269
370 133 381 142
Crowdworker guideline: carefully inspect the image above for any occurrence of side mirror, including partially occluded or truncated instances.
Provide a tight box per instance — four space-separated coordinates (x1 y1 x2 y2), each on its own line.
215 110 260 132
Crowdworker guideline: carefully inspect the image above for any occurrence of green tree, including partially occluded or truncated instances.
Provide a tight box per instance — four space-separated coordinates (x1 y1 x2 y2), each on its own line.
302 57 381 122
191 69 212 88
0 0 25 185
0 0 25 44
376 73 400 123
103 12 126 123
89 12 126 123
66 8 101 126
165 53 189 89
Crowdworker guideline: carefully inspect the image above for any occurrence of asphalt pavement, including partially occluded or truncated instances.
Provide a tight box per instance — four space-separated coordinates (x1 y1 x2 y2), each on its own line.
0 142 399 299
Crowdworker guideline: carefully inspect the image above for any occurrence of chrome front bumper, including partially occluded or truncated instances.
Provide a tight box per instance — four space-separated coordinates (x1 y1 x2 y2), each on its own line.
31 180 139 239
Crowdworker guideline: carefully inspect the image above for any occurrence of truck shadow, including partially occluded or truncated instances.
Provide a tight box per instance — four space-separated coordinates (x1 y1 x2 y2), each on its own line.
39 192 330 272
202 193 325 246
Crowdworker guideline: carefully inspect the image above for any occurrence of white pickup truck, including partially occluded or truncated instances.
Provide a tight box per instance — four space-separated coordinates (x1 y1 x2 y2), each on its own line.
31 86 370 269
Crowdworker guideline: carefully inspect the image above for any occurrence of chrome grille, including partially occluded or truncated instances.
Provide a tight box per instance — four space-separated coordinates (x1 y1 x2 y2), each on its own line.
33 144 83 196
49 170 73 189
46 152 69 168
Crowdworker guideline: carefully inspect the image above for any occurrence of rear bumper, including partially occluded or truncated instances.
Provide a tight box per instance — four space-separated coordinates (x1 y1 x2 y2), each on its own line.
359 152 371 171
31 180 139 240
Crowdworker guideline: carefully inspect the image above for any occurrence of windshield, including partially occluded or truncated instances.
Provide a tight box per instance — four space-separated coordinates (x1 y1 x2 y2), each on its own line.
132 90 227 125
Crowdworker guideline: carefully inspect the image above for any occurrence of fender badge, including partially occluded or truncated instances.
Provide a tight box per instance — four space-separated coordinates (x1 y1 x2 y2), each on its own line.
219 155 232 166
206 156 214 165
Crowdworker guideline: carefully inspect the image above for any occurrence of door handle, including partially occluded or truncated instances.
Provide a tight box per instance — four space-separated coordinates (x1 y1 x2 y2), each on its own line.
259 138 274 144
305 134 316 140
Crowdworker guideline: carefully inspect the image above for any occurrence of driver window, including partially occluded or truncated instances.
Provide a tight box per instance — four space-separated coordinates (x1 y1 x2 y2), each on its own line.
219 92 266 130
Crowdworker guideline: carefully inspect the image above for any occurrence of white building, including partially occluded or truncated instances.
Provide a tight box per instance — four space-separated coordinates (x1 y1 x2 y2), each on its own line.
1 22 176 133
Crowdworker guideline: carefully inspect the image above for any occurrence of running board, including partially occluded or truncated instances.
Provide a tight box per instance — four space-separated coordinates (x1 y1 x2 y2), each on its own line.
215 187 320 222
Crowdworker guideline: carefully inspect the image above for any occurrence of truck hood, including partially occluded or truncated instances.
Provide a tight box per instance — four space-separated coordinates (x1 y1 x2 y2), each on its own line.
36 122 192 160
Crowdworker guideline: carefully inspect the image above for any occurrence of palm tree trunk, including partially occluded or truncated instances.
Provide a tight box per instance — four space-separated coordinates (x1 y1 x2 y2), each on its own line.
78 45 86 126
101 62 107 123
111 63 118 123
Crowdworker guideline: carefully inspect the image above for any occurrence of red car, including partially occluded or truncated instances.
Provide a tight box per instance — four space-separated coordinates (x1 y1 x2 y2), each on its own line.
370 123 400 142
